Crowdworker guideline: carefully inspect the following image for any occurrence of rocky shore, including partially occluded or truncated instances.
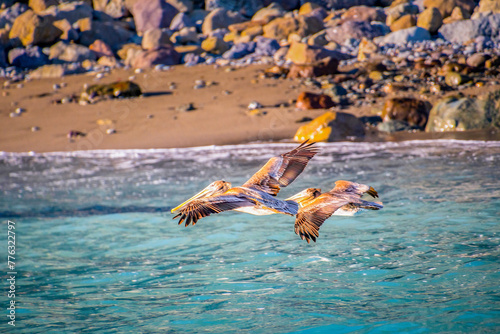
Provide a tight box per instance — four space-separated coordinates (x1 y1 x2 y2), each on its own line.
1 0 500 152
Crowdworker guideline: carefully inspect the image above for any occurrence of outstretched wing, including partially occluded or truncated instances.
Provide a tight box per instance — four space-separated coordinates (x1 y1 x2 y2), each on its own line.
242 141 318 196
294 195 349 243
173 194 254 226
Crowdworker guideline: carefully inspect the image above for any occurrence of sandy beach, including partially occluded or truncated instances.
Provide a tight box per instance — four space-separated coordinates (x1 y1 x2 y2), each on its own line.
1 63 499 153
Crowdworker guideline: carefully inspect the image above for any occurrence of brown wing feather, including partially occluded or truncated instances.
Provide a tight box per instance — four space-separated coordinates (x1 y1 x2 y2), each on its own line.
173 195 254 227
294 195 349 243
243 141 318 196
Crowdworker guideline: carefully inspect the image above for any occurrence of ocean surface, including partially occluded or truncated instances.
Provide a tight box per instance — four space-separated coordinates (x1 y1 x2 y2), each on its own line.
1 140 499 333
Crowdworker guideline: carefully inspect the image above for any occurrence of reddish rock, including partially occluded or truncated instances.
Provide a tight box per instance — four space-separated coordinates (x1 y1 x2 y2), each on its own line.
89 39 114 58
131 45 180 68
296 92 335 110
382 97 430 129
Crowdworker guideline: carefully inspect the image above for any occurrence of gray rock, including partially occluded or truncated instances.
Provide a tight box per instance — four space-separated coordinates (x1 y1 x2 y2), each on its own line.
201 8 245 35
49 41 96 63
132 0 179 34
377 120 417 133
222 41 256 59
183 53 205 66
438 13 500 44
253 36 280 56
425 92 500 132
8 46 49 69
170 12 195 31
375 27 431 45
326 20 386 45
132 45 181 68
29 64 68 79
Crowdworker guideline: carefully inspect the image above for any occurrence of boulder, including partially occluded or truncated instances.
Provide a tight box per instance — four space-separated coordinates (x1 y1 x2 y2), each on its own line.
170 12 194 31
241 25 264 40
53 19 78 41
131 0 179 34
386 3 420 26
296 92 335 110
417 7 443 34
425 91 500 132
117 43 142 60
286 42 345 65
201 36 229 54
262 16 299 40
131 45 181 68
381 97 430 129
390 14 416 32
222 41 256 59
375 26 431 45
438 13 500 44
423 0 476 18
251 3 285 23
8 46 49 68
40 1 93 25
475 0 500 14
29 64 67 78
294 111 365 142
167 0 193 13
79 20 135 49
287 56 339 78
202 8 245 36
341 5 386 23
142 28 172 50
49 41 96 63
325 20 386 45
253 36 280 56
443 6 470 24
171 27 199 44
89 39 114 58
9 9 62 46
92 0 128 19
29 0 58 13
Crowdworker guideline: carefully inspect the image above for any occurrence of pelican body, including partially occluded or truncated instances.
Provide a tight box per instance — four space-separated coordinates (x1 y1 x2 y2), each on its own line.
172 141 318 226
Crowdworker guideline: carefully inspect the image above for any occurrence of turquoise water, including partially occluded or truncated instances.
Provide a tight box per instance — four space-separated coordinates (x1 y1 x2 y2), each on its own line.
1 141 499 333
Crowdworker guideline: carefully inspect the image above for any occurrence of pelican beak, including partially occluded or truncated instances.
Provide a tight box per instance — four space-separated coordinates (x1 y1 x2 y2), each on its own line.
171 186 214 213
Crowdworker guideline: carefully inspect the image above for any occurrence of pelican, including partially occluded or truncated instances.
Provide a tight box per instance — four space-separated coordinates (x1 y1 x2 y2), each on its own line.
294 180 383 243
172 141 318 226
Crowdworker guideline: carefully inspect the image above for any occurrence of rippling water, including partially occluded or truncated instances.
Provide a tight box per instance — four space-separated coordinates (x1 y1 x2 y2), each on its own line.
1 141 499 333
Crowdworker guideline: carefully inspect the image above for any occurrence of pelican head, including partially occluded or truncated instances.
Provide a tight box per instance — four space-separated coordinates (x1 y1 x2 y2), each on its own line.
285 188 322 208
171 180 232 213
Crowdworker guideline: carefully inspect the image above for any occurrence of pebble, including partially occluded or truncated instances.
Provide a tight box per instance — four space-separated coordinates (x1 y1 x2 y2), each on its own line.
177 103 195 112
193 80 206 89
106 128 116 135
248 101 263 110
31 126 40 132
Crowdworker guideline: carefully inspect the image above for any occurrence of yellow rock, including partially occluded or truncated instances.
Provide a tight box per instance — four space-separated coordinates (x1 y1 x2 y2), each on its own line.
223 31 238 42
294 111 336 142
357 37 378 61
241 25 263 39
96 118 114 126
299 2 321 15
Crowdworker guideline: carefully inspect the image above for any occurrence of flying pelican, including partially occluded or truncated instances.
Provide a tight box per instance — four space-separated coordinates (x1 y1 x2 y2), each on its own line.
294 180 383 243
171 141 318 226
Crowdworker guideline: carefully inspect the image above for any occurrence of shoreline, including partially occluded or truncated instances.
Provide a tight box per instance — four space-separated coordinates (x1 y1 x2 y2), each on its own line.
1 63 500 153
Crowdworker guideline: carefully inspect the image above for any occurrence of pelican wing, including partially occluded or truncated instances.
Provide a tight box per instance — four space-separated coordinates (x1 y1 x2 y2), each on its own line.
242 141 318 196
173 194 254 227
294 195 349 243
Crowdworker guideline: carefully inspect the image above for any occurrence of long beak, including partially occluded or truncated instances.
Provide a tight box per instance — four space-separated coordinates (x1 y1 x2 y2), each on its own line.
171 187 214 213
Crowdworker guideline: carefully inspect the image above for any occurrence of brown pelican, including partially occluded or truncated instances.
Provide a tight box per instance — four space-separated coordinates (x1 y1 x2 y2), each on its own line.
171 141 318 226
294 180 383 243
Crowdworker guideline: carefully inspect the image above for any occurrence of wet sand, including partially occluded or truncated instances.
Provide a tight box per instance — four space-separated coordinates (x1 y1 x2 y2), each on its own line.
1 64 499 153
